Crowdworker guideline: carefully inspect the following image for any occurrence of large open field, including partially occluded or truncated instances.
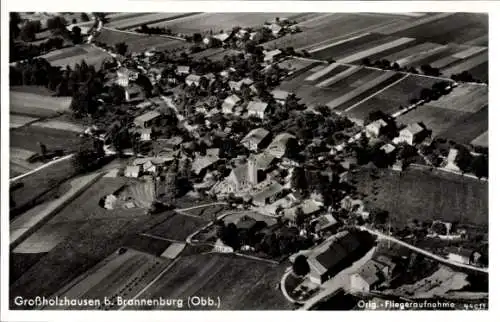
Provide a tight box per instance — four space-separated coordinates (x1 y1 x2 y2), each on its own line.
344 74 441 120
106 13 197 30
263 13 415 51
125 252 294 310
41 44 111 69
10 90 71 118
43 248 172 310
385 13 488 46
149 12 314 34
397 83 488 139
145 212 209 242
95 28 188 53
349 167 488 228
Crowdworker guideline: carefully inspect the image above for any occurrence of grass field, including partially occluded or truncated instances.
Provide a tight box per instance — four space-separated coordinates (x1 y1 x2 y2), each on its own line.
43 248 172 309
146 212 209 241
149 12 311 34
345 74 439 120
436 106 488 145
106 13 196 30
467 62 488 83
349 167 488 228
426 83 488 113
471 131 488 148
11 126 82 153
126 252 294 310
95 28 188 53
31 119 85 133
10 90 71 118
263 13 411 51
388 13 488 45
41 44 111 69
180 204 230 221
10 115 38 129
442 51 489 80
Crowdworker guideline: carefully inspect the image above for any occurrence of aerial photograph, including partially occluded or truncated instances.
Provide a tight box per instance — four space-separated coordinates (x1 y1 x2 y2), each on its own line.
8 11 488 311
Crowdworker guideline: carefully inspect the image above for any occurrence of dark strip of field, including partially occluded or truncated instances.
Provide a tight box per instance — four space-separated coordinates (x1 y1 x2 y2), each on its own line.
10 126 83 153
468 62 488 83
115 13 201 30
306 64 350 84
390 13 488 45
311 33 387 61
437 105 488 144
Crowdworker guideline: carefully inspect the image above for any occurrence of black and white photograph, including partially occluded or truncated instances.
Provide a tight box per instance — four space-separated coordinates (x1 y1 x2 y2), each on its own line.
1 3 493 320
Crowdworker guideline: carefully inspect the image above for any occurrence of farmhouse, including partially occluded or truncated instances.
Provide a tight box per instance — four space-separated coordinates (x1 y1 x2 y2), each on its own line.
116 67 131 87
253 151 277 172
251 182 284 206
267 132 297 158
283 199 323 225
213 239 234 253
267 193 298 215
247 101 270 119
134 111 162 128
313 213 339 232
393 123 426 145
185 74 201 87
222 94 242 114
124 165 140 178
229 78 254 92
350 256 396 293
241 127 271 151
125 84 145 103
380 143 396 155
176 65 190 75
271 89 290 104
212 32 231 43
191 155 220 176
136 128 153 141
365 119 388 138
264 49 283 63
307 233 361 284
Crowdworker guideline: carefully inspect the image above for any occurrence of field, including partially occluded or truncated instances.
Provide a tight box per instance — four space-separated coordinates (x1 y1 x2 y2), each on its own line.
10 194 173 306
263 13 413 51
106 13 196 30
386 13 488 45
10 156 76 218
30 119 85 133
179 204 230 221
442 50 489 79
41 44 111 69
10 90 71 118
95 28 188 53
396 83 488 139
11 126 82 153
149 12 313 34
349 167 488 229
125 252 294 310
42 248 172 309
471 131 488 148
146 212 209 241
344 74 440 120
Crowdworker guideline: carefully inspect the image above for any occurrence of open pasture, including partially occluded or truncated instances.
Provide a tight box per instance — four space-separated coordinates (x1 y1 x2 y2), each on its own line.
426 83 488 113
437 106 488 145
106 13 196 30
149 13 308 34
344 74 440 120
471 131 488 148
387 13 488 45
146 212 209 241
126 253 293 310
350 167 488 229
95 28 187 53
10 90 71 118
263 13 411 51
441 51 489 80
41 44 111 69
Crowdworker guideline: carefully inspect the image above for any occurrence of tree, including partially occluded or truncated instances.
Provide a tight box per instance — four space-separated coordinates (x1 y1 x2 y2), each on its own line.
47 16 67 31
114 42 128 56
80 13 90 22
10 12 22 39
71 26 83 44
455 145 473 173
291 167 308 195
295 207 306 228
471 154 488 178
292 255 310 276
371 208 389 226
20 21 41 42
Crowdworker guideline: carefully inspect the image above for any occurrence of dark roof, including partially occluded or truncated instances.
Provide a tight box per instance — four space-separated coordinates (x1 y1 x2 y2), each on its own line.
337 233 361 253
316 243 348 270
236 216 258 230
357 260 384 286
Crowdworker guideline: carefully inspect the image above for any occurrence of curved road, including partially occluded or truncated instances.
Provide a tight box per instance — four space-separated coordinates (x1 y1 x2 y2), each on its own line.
358 226 488 274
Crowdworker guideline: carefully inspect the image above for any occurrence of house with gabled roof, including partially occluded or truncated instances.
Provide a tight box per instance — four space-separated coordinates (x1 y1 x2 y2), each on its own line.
393 123 427 145
241 127 271 151
247 101 270 119
222 94 242 114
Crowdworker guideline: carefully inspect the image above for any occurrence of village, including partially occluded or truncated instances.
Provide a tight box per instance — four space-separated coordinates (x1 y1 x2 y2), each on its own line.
9 12 489 311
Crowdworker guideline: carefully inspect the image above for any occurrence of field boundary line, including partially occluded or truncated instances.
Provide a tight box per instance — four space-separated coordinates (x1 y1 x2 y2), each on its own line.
9 153 75 183
343 74 410 113
101 26 186 42
139 233 184 243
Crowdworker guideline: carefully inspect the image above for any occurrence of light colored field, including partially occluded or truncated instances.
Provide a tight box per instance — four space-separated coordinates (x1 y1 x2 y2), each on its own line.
223 211 277 226
306 63 344 82
396 44 448 67
316 66 361 87
150 12 300 34
326 71 399 109
398 105 470 136
95 28 187 53
384 42 441 62
10 147 37 161
10 115 38 128
428 83 488 113
308 32 371 53
464 35 488 47
10 91 71 117
277 57 317 73
32 120 85 133
452 46 487 59
471 131 488 147
43 45 112 69
106 13 193 30
337 37 416 64
13 222 73 253
10 147 42 178
431 55 461 69
442 51 489 78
